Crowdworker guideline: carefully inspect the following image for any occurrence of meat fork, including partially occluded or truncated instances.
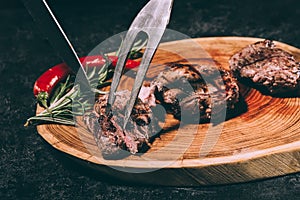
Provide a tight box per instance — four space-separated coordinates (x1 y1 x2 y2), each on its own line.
107 0 174 130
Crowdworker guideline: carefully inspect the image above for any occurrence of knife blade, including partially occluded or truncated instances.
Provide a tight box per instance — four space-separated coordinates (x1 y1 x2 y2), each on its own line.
22 0 90 86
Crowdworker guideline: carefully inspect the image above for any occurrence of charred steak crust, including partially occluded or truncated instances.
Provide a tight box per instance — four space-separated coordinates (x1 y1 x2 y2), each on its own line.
150 59 239 122
229 40 300 95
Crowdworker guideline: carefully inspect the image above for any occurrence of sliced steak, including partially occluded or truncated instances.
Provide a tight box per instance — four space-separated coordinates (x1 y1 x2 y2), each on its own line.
84 90 161 158
150 59 240 122
84 59 240 157
229 40 300 95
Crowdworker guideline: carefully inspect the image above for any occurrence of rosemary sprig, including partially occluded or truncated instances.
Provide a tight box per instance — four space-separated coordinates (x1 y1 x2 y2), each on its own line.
25 39 146 127
25 56 113 127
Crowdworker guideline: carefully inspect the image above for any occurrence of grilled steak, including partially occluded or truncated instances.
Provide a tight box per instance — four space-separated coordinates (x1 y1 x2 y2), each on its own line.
229 40 300 95
84 90 161 158
150 59 240 122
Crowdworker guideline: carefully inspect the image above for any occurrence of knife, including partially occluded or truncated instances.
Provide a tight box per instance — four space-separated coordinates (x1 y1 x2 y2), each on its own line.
22 0 90 86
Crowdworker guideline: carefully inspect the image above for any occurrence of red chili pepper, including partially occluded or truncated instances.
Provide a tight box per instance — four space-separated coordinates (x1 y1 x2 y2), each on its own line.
79 55 140 69
33 63 73 108
33 55 140 108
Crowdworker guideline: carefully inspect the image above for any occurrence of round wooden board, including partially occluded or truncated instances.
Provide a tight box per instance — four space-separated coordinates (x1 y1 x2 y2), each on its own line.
36 37 300 186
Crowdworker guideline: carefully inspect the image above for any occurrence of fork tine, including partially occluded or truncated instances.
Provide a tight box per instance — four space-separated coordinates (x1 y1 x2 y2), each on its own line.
107 30 139 110
123 37 160 129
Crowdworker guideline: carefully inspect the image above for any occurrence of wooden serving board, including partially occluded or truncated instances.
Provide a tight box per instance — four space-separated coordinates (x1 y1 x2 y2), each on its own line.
36 37 300 186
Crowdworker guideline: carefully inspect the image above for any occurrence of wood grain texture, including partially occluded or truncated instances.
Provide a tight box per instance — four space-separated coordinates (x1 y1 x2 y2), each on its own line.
36 37 300 186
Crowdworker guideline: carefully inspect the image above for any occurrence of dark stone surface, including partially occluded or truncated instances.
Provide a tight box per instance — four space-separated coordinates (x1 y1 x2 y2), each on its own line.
1 0 300 199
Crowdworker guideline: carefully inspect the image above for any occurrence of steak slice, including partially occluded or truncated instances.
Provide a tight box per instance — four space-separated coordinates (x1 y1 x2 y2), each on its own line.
229 40 300 95
84 90 161 158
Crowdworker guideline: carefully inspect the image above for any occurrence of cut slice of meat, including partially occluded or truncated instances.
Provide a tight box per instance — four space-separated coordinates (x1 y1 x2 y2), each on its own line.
83 90 161 158
229 40 300 95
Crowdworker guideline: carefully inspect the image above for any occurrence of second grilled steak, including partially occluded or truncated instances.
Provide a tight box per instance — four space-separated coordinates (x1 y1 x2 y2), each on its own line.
229 40 300 95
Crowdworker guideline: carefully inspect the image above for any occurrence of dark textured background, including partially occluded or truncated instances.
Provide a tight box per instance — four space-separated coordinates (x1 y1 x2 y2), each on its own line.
1 0 300 199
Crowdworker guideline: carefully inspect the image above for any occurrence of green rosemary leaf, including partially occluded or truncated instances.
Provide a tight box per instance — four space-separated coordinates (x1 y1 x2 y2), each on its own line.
25 116 76 126
50 75 73 104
